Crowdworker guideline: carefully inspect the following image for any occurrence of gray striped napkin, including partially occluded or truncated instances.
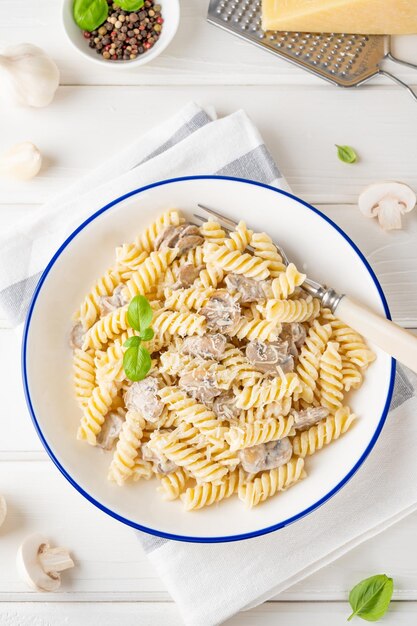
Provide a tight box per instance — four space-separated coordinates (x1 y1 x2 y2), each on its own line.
1 102 415 626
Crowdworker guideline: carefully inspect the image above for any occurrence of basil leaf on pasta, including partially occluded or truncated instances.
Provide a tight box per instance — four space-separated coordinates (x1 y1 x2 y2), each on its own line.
127 295 153 333
123 344 151 382
140 327 155 342
124 336 141 348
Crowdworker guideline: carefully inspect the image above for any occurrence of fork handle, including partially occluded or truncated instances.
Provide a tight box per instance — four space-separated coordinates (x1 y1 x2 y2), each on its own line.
334 296 417 374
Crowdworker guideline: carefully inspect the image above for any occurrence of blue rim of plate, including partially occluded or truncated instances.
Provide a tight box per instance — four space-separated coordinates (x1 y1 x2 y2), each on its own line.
22 175 396 543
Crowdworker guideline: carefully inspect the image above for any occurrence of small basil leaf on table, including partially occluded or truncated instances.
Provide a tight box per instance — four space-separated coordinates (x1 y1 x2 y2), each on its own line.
114 0 145 10
123 344 152 382
127 295 153 333
140 327 155 342
348 574 393 622
123 336 141 348
336 144 358 164
73 0 109 32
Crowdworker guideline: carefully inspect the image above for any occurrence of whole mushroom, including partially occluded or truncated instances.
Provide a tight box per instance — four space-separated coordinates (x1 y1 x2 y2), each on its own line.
359 182 416 231
17 534 74 592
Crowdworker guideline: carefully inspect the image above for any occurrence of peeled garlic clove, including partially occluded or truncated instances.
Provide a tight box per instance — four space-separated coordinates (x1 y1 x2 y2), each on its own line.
0 43 59 108
0 142 42 181
0 496 7 529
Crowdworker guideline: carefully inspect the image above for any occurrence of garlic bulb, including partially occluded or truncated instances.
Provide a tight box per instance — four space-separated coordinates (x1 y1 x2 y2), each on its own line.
0 43 59 108
0 142 42 181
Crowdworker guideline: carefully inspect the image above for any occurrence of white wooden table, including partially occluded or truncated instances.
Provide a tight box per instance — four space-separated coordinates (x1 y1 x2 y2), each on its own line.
1 2 417 624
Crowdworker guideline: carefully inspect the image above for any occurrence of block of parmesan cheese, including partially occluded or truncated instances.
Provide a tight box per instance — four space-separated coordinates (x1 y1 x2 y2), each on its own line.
262 0 417 34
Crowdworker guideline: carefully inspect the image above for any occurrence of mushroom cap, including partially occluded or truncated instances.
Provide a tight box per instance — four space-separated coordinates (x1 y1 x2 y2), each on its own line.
16 534 61 592
0 495 7 529
359 181 416 217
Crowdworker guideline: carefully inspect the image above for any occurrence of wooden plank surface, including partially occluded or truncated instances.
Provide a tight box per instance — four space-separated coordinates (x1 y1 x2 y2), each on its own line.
1 459 417 603
1 85 417 205
1 0 417 87
1 2 417 622
1 601 417 626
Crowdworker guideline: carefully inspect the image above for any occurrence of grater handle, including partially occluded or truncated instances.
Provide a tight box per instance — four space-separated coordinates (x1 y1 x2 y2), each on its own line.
378 70 417 103
334 296 417 374
386 50 417 72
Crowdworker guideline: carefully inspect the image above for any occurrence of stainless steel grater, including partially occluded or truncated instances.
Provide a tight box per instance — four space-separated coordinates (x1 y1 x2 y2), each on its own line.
208 0 417 101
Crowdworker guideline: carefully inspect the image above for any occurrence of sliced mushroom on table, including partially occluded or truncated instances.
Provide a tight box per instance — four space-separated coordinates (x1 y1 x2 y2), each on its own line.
179 368 222 404
239 437 293 473
17 534 75 592
124 377 164 422
292 406 329 431
245 339 294 374
358 181 416 231
200 290 241 333
182 334 227 359
225 274 268 303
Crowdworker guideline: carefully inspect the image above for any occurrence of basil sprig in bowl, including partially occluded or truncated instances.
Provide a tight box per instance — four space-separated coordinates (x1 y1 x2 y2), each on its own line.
62 0 180 67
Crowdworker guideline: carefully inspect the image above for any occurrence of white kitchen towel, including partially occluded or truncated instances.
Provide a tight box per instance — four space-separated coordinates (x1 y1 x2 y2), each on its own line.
0 102 285 325
1 102 416 626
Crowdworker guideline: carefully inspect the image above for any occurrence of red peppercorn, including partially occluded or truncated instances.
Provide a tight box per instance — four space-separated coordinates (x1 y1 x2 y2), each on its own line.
112 54 118 60
144 41 151 49
157 17 163 24
83 31 91 38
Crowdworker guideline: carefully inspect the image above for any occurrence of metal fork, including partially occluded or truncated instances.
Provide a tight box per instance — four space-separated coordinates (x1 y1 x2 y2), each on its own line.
194 203 417 374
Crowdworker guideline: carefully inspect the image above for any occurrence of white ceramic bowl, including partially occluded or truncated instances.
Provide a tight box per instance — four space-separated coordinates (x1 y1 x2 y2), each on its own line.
22 176 395 543
62 0 180 67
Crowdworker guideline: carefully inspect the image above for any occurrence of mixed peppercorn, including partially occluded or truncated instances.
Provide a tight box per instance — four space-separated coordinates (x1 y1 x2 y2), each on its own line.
83 0 163 61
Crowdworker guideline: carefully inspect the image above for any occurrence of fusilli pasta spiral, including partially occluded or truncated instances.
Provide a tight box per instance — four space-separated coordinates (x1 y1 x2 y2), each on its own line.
108 411 146 485
204 243 270 280
181 470 241 510
292 406 356 457
270 263 306 299
250 232 286 276
73 348 96 407
238 457 306 508
77 382 119 445
75 268 122 331
225 415 295 450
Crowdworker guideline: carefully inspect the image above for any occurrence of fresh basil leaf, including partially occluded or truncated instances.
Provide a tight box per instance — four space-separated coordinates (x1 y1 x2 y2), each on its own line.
127 295 153 333
336 144 358 164
123 336 141 348
73 0 109 32
140 327 155 342
114 0 145 10
348 574 393 622
123 344 151 382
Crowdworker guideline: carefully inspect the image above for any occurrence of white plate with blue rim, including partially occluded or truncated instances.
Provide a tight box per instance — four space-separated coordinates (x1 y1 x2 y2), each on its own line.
22 175 395 543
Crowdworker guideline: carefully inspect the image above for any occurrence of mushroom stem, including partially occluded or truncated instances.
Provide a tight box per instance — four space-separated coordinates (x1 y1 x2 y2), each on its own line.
38 545 75 574
376 196 404 230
